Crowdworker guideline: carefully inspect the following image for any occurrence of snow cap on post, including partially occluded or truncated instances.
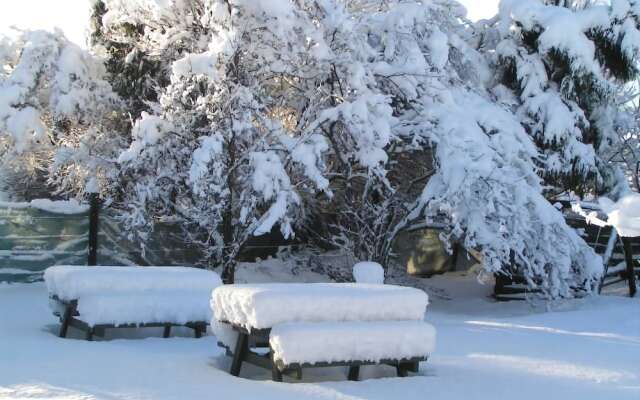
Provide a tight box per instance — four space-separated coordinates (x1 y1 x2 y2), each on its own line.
353 261 384 284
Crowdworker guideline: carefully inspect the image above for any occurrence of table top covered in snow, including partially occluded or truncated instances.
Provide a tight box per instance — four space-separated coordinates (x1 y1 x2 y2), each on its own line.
45 265 222 301
212 283 429 330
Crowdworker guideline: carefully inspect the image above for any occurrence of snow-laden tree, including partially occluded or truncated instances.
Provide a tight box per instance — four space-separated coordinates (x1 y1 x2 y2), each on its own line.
0 29 123 199
488 0 640 198
344 0 602 297
96 0 337 282
605 79 640 190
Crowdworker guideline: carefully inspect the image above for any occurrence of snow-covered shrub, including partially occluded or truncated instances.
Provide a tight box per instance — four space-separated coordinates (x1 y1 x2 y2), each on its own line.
0 29 123 198
97 0 335 282
605 79 640 191
350 0 604 297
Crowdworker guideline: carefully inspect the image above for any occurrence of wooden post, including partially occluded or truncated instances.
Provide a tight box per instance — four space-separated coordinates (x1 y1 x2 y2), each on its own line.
622 238 637 297
87 193 100 266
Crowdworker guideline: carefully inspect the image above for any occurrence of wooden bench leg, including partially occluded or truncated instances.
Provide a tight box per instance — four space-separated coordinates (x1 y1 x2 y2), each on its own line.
163 325 171 338
347 365 360 381
396 363 408 377
58 306 72 338
272 363 283 382
194 325 203 339
86 327 95 341
269 350 284 382
407 360 420 373
230 332 248 377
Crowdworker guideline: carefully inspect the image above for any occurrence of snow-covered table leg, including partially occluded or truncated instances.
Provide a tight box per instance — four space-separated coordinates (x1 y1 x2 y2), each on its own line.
58 300 77 338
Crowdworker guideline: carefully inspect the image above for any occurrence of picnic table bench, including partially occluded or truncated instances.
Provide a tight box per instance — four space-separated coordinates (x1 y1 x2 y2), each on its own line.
45 265 221 340
211 283 435 381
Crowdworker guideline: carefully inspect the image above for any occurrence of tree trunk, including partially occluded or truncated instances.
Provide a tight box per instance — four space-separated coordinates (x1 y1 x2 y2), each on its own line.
221 133 237 284
221 257 236 284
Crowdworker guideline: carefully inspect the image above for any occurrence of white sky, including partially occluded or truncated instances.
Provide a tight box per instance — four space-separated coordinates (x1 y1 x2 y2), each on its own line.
459 0 500 21
0 0 500 47
0 0 91 46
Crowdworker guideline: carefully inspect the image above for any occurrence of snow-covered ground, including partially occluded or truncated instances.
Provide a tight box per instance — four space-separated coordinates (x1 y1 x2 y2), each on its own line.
0 272 638 400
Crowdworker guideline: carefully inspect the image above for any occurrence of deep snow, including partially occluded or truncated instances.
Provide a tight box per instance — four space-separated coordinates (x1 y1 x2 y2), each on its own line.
1 271 638 400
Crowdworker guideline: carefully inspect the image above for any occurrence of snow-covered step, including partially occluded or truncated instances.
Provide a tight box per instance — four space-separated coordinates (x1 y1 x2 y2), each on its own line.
269 320 436 367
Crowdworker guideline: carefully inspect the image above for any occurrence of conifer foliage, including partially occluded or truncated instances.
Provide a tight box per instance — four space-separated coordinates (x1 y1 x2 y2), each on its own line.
491 0 640 196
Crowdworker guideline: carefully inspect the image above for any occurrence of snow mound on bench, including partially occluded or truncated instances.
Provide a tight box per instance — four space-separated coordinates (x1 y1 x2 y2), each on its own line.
77 291 214 326
352 261 384 284
212 283 428 330
45 266 222 301
270 321 436 365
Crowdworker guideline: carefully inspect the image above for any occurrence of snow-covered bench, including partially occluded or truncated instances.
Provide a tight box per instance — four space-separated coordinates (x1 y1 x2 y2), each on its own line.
211 282 434 381
45 265 222 340
269 320 436 381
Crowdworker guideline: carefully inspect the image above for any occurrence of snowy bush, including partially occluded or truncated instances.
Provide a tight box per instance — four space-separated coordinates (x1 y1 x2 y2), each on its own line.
0 29 124 198
98 0 334 282
307 0 605 297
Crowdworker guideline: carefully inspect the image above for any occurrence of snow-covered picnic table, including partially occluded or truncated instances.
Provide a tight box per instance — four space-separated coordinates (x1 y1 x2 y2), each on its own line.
211 283 436 381
45 265 222 340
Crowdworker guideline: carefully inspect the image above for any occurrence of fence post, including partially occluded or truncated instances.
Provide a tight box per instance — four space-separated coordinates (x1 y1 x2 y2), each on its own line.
622 237 637 297
88 193 100 266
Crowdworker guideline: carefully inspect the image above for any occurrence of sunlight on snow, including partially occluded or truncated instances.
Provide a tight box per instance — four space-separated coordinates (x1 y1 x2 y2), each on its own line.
464 320 640 345
466 353 636 384
0 383 98 400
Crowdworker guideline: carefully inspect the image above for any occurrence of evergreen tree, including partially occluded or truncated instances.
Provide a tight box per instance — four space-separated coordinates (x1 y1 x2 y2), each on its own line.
489 0 640 197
